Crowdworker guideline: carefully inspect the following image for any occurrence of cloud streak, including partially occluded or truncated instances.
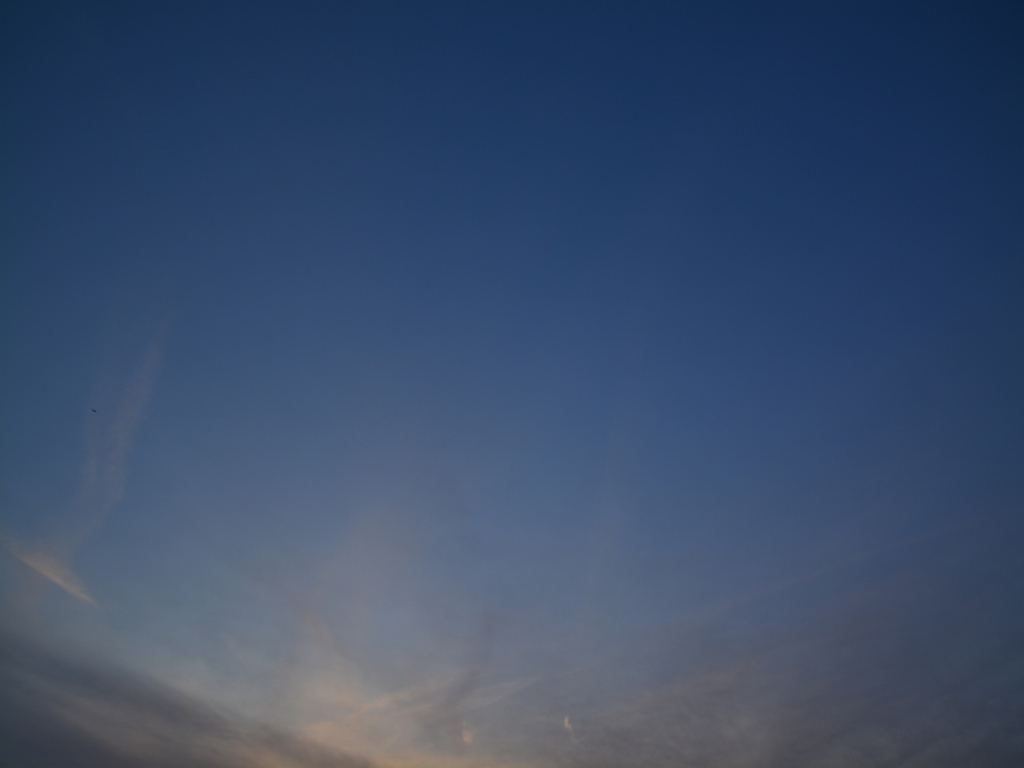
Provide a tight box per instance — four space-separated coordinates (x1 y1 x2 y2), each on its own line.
6 545 95 604
476 521 1024 768
4 321 169 605
79 319 169 539
0 630 374 768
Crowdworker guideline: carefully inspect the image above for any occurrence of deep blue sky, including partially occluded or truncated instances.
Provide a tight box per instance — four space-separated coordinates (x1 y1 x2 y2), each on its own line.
2 3 1023 767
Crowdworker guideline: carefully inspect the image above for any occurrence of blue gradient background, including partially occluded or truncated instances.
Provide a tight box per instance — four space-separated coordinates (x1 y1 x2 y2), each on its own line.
2 3 1023 767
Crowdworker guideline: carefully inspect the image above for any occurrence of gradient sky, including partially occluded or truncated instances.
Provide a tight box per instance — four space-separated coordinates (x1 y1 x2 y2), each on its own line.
2 2 1023 767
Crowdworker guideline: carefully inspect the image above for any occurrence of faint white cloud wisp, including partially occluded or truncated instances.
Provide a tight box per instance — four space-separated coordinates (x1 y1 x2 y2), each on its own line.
4 321 168 605
6 545 95 605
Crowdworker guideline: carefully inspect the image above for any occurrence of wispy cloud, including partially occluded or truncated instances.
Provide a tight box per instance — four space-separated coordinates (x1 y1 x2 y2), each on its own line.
466 523 1024 768
0 630 374 768
4 321 169 605
79 319 169 538
6 545 95 605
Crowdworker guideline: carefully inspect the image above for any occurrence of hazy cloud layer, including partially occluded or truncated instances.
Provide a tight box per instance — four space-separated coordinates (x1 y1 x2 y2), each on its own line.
309 520 1022 768
222 518 1024 768
0 631 373 768
3 4 1022 767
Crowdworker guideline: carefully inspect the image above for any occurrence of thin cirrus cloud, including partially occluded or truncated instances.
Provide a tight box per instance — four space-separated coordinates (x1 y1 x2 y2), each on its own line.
5 545 96 605
0 629 373 768
3 321 168 606
3 437 1022 767
295 518 1024 768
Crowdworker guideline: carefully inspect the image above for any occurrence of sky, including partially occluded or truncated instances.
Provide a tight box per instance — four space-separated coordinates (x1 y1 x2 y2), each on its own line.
1 1 1023 766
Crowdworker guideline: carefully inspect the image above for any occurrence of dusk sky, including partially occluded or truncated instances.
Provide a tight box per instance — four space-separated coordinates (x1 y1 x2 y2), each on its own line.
2 2 1023 766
